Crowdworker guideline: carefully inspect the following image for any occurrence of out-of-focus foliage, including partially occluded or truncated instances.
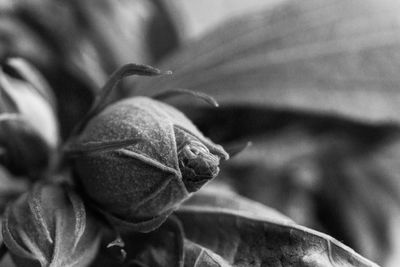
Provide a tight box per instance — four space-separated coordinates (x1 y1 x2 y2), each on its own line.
1 0 184 137
137 0 400 124
157 0 284 40
131 0 400 265
0 58 58 179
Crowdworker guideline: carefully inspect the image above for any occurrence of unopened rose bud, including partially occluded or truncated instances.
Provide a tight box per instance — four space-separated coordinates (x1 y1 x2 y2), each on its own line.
71 97 228 232
0 58 59 177
2 183 101 267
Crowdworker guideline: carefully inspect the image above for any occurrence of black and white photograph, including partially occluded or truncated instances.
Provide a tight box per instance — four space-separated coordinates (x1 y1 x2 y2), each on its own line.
0 0 398 266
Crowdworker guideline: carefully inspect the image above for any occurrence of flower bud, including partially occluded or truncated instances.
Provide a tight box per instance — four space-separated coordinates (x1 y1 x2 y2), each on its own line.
0 58 59 177
72 97 228 232
2 183 101 267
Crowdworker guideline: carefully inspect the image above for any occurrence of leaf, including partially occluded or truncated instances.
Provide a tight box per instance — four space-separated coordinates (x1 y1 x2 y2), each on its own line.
136 0 400 125
182 184 293 224
70 0 183 67
1 0 184 136
0 58 59 149
176 187 380 267
184 239 231 267
215 122 400 266
160 0 285 40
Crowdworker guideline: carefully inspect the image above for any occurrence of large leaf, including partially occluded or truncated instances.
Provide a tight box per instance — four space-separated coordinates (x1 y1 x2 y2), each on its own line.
136 0 400 124
182 184 293 224
207 117 400 266
158 0 284 40
176 188 380 267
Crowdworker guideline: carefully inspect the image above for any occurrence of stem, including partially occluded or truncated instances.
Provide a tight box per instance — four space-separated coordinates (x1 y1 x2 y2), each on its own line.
0 243 8 262
165 215 185 267
70 63 171 137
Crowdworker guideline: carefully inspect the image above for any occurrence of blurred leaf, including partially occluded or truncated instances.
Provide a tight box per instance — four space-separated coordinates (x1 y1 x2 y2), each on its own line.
0 57 59 147
0 0 184 136
136 0 400 125
71 0 183 67
176 197 379 267
209 119 400 266
131 1 400 260
156 0 284 40
182 183 294 224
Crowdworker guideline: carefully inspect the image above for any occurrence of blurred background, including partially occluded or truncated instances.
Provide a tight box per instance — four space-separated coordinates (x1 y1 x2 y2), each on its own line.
2 0 400 266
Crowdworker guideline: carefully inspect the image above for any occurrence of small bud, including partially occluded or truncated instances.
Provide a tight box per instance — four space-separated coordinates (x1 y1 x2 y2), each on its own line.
0 58 59 177
71 97 228 232
2 183 101 267
0 114 52 177
0 58 59 147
